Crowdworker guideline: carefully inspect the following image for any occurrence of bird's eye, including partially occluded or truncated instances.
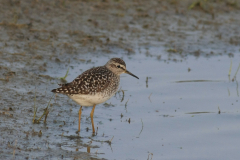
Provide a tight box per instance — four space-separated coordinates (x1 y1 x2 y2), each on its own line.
117 65 120 68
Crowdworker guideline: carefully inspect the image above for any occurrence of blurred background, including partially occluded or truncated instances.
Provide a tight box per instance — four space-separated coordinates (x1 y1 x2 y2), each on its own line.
0 0 240 159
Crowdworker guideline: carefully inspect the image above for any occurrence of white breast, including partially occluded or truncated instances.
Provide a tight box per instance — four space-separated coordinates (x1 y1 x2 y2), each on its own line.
68 93 114 107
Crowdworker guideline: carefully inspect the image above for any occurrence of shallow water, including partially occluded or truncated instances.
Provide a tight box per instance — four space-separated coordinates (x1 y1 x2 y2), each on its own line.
1 1 240 159
49 48 240 159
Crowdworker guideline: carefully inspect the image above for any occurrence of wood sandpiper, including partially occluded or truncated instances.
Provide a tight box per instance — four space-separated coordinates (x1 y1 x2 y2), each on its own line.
51 58 139 133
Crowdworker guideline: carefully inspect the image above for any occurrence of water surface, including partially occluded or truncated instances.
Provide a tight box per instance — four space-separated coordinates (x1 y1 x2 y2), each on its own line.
55 50 240 160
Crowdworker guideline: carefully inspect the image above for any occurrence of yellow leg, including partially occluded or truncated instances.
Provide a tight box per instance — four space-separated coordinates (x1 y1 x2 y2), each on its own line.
90 105 96 133
87 146 90 153
78 106 82 132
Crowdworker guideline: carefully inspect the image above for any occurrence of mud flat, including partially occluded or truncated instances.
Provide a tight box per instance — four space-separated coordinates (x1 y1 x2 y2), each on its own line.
0 0 240 159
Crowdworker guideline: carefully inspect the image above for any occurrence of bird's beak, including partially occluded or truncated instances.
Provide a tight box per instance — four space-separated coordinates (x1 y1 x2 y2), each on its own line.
125 70 139 79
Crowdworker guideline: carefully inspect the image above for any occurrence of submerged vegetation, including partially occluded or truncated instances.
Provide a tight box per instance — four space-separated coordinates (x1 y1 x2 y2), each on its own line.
32 91 54 124
228 60 240 81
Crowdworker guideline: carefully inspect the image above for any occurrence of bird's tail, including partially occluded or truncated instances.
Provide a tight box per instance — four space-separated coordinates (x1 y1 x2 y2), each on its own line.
51 89 58 93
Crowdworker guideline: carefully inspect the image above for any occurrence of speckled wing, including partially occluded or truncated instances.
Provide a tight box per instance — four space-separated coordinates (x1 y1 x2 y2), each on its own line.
51 66 116 95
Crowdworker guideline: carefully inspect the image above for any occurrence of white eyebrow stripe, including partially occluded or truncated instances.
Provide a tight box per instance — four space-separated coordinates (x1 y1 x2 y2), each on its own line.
120 66 125 70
